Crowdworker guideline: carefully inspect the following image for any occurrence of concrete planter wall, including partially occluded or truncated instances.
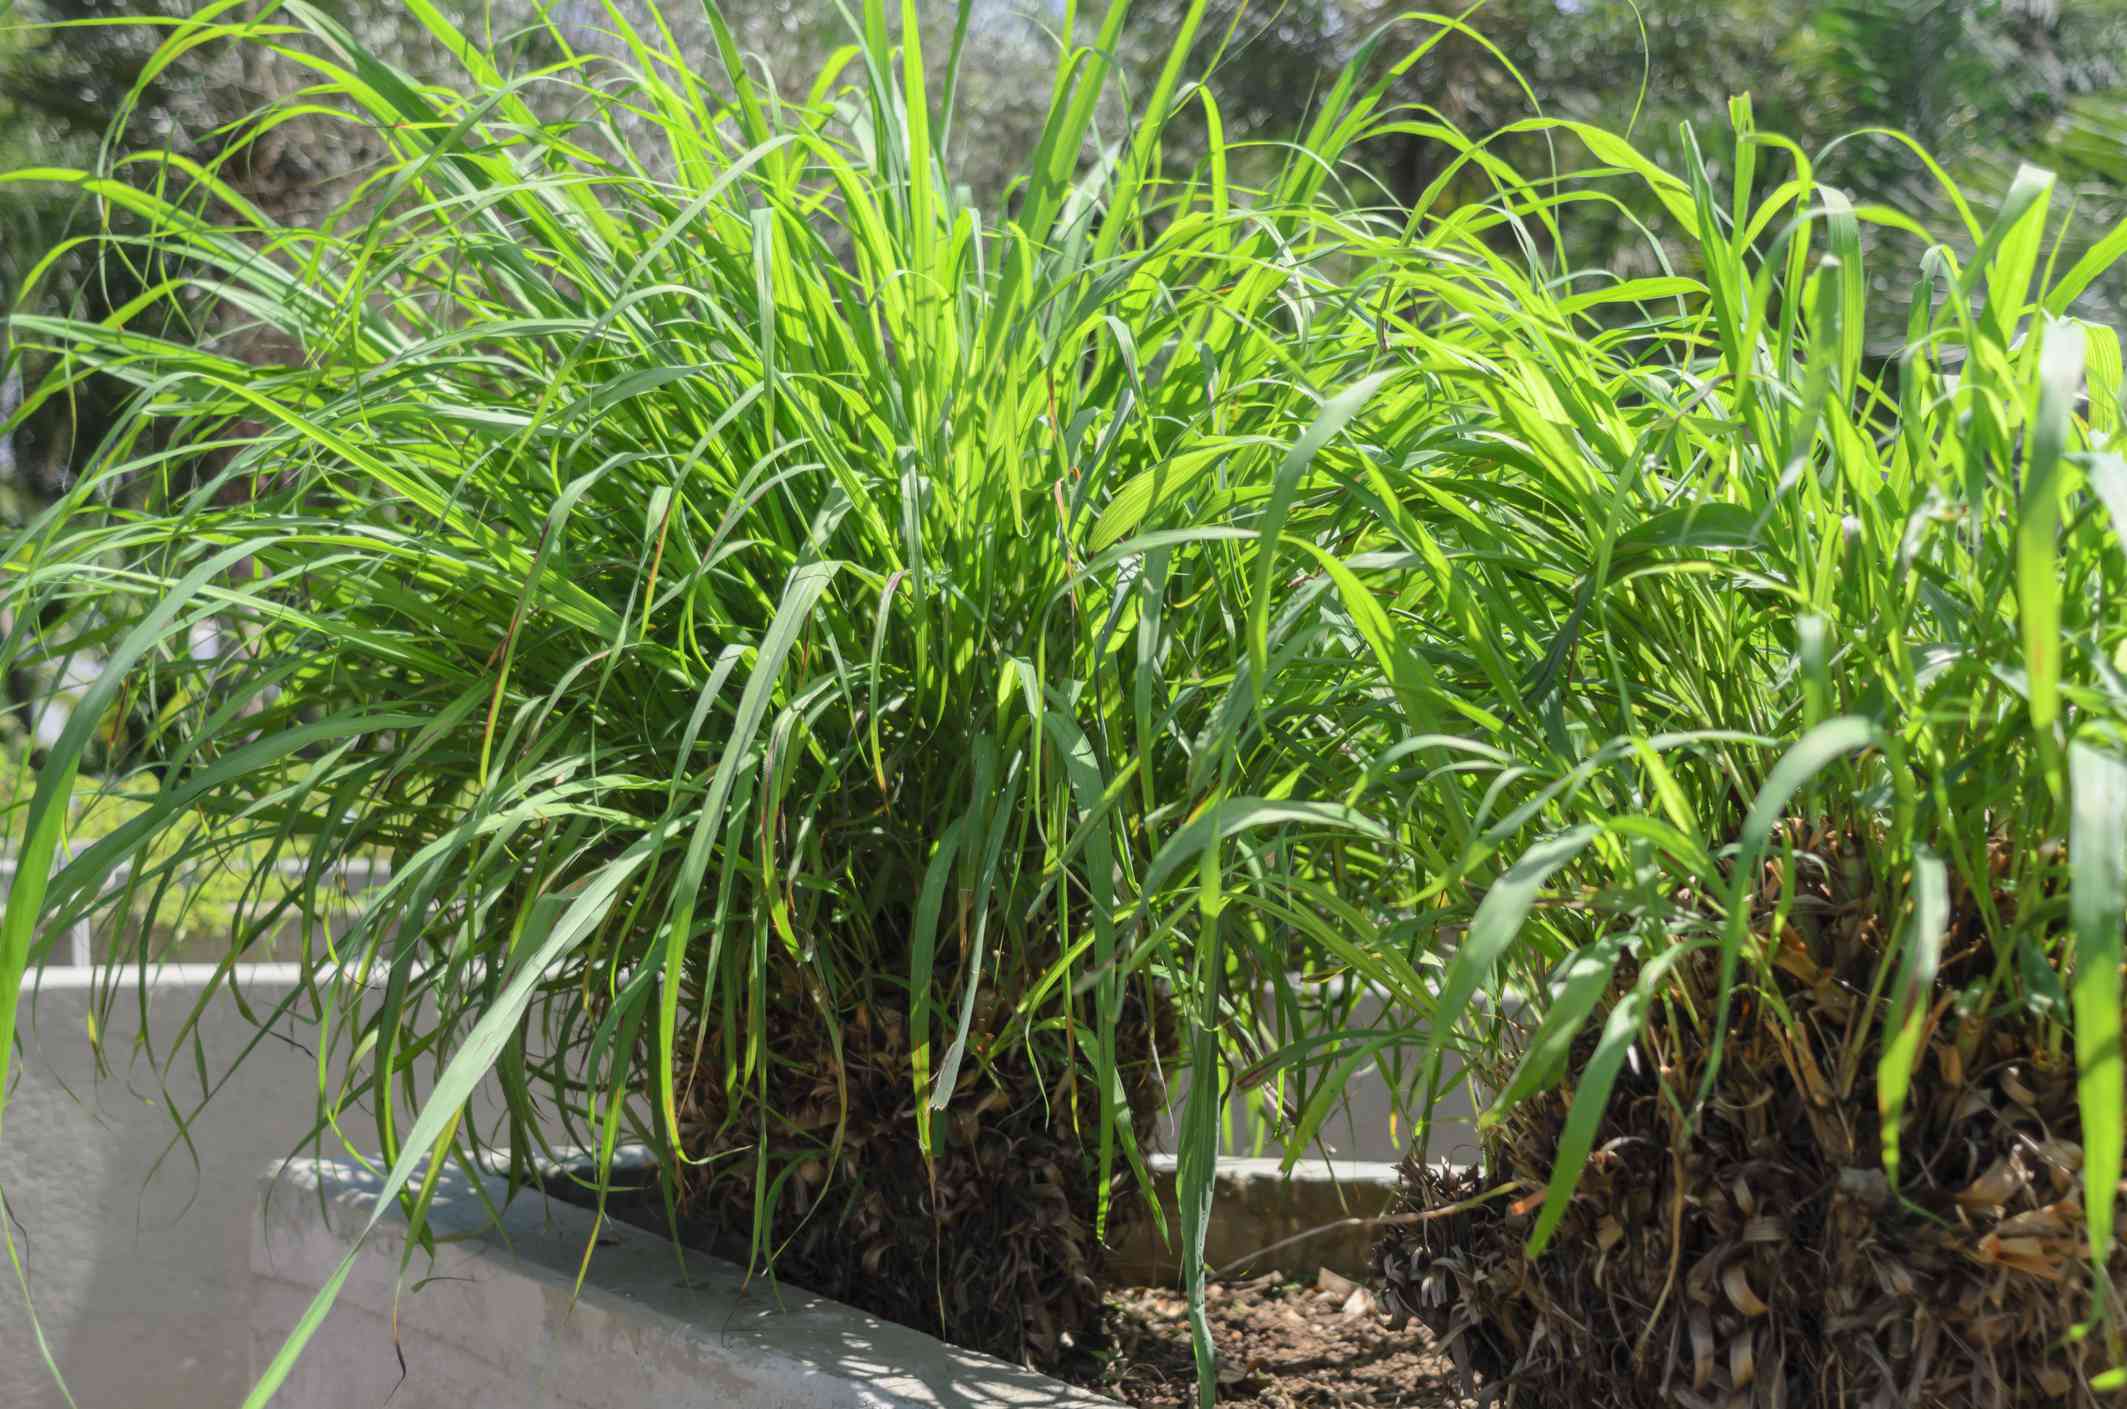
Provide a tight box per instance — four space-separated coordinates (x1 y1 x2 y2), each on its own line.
1109 1155 1403 1283
0 962 541 1409
2 966 325 1409
253 1156 1124 1409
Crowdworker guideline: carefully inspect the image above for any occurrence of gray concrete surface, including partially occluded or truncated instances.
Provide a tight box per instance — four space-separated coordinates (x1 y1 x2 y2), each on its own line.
2 966 328 1409
253 1156 1122 1409
0 966 547 1409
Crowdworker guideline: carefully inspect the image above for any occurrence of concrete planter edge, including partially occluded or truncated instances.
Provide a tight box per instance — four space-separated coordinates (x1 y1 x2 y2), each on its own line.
1110 1154 1405 1284
252 1156 1122 1409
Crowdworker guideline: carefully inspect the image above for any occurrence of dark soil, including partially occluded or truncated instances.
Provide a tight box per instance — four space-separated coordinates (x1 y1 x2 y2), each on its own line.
1057 1272 1473 1408
543 1162 1467 1406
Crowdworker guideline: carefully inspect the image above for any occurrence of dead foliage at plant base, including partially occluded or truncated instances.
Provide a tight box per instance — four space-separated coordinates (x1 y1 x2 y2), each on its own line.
672 964 1169 1369
1375 826 2127 1408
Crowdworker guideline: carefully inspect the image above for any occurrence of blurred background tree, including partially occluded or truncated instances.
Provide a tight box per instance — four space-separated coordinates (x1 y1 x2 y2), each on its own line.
1120 0 2127 331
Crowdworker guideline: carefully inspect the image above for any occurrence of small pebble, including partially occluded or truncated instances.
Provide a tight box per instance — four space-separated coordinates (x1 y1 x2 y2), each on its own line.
1316 1266 1360 1298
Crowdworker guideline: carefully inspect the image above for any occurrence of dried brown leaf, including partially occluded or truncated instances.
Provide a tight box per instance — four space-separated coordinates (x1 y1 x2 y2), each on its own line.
1741 1216 1786 1245
1974 1234 2071 1280
1722 1264 1771 1317
1992 1199 2082 1240
1729 1329 1757 1388
1955 1155 2029 1209
2031 1138 2084 1177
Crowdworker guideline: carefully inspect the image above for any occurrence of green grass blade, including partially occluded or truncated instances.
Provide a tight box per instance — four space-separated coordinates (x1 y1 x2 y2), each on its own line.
1879 849 1947 1193
2069 741 2126 1311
